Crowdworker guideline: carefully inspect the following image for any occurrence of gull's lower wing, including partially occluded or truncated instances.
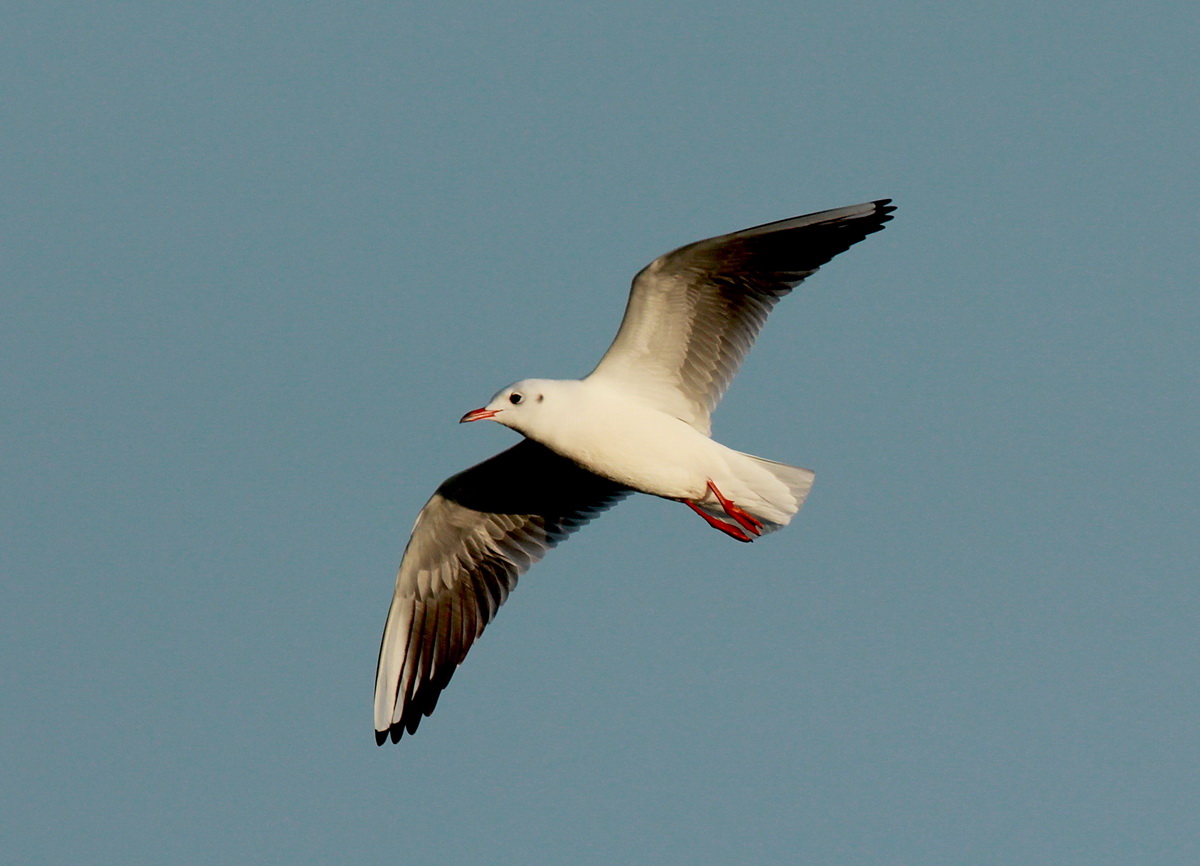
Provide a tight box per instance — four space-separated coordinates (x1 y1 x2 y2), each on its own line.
374 439 630 744
587 199 895 433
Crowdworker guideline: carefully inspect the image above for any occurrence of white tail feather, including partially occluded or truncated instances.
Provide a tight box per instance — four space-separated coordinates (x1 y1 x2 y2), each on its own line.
696 452 815 535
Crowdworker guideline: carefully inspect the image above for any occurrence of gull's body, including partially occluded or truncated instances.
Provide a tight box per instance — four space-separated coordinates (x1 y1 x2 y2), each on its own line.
374 199 895 744
488 377 811 525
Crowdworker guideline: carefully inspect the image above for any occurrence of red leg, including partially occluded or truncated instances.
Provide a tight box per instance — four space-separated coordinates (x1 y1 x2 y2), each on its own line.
684 499 752 542
705 480 764 536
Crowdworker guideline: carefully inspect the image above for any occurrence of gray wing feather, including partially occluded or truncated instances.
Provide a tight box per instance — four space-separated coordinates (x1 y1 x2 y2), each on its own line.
587 199 895 433
374 439 629 744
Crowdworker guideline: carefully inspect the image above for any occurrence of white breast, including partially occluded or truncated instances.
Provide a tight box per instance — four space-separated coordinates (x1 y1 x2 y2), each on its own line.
529 379 721 500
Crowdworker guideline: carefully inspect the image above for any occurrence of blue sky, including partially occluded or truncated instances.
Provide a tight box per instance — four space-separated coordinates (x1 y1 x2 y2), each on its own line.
3 2 1198 863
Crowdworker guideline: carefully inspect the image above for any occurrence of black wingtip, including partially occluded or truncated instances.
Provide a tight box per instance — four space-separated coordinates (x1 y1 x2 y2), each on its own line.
873 198 896 220
374 723 407 746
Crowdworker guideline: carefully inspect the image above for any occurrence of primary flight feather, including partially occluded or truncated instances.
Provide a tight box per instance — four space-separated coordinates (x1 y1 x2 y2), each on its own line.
375 199 895 744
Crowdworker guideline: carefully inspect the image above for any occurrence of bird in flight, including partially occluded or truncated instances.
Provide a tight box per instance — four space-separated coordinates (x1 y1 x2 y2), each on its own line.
374 199 895 744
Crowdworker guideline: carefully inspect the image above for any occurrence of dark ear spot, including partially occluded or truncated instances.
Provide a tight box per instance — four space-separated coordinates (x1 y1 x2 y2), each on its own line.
537 394 544 403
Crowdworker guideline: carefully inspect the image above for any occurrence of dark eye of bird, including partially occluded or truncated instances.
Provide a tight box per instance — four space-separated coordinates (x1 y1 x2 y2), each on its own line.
509 393 523 405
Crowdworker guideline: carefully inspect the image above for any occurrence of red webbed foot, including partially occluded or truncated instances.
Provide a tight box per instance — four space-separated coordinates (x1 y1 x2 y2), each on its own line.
705 480 763 536
683 499 752 542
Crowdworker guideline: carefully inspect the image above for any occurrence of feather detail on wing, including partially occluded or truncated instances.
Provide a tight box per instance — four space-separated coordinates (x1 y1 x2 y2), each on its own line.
374 440 629 744
587 199 895 433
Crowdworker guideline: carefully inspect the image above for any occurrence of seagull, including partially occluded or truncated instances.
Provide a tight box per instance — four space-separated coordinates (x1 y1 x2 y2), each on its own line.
374 199 895 744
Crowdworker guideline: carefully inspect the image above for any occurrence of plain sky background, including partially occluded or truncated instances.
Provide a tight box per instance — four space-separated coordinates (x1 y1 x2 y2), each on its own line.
3 2 1198 863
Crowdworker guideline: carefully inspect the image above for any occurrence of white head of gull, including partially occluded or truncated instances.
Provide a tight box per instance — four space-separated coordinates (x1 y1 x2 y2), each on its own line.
374 199 896 744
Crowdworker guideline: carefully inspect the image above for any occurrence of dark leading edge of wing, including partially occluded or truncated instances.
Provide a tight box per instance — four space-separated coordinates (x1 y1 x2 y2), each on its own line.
374 440 630 745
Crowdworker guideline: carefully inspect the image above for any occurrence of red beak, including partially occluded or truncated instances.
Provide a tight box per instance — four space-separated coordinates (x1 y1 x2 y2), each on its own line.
459 407 499 423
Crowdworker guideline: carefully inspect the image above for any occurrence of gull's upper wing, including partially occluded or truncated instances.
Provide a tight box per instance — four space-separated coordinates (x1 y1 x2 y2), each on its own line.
374 439 630 744
586 199 895 433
